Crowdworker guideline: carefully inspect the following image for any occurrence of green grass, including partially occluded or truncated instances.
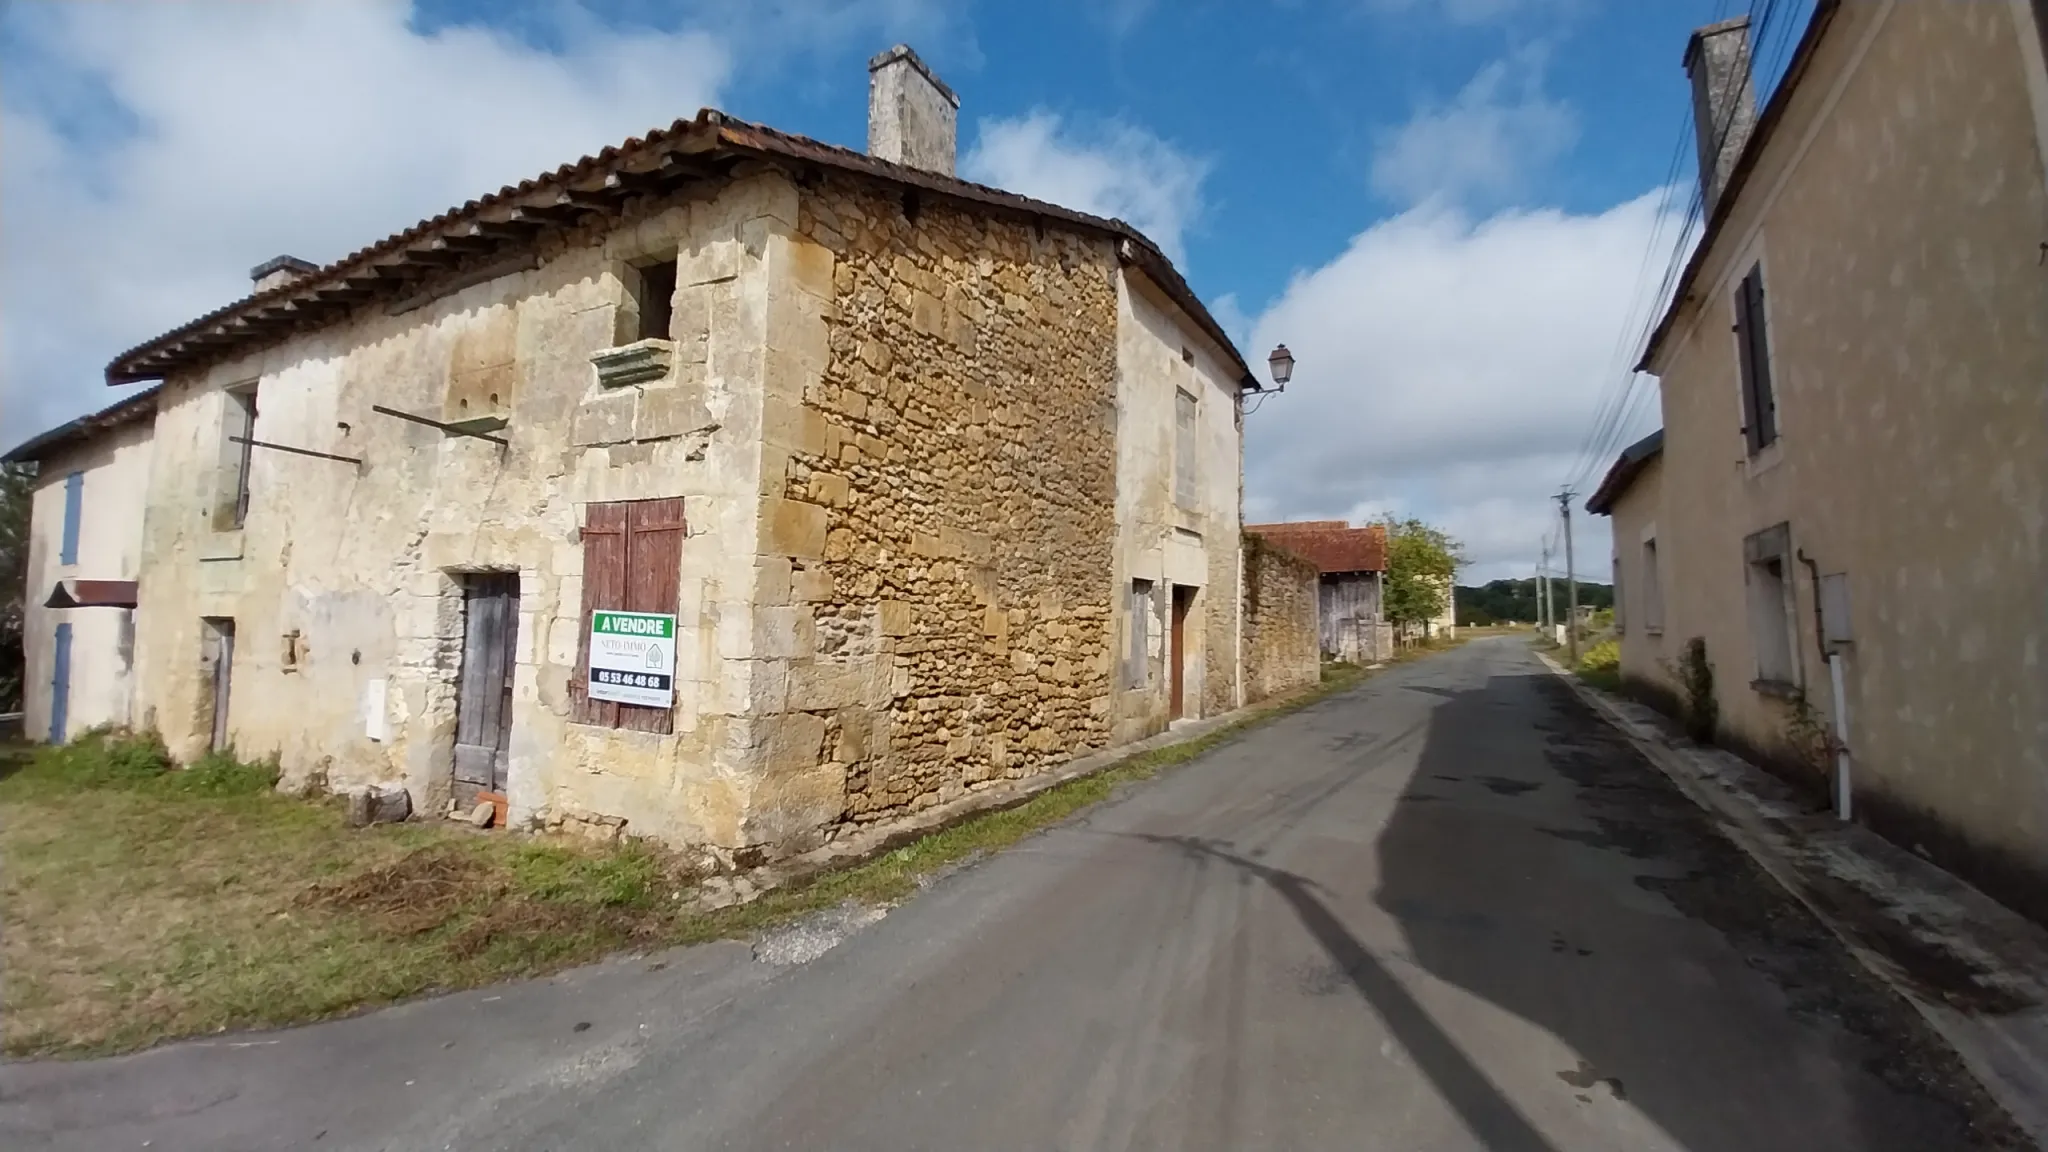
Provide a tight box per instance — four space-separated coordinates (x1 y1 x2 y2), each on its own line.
3 658 1402 1058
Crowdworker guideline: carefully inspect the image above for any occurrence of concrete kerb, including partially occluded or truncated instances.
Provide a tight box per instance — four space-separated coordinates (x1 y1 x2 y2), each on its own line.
1535 649 2048 1148
715 670 1365 911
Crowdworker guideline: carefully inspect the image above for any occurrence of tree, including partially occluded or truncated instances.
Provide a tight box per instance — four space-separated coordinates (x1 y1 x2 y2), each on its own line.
1378 516 1462 641
0 463 32 711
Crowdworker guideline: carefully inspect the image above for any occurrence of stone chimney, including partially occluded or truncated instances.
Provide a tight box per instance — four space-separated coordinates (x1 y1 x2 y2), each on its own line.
867 44 959 176
1685 16 1758 217
251 255 318 294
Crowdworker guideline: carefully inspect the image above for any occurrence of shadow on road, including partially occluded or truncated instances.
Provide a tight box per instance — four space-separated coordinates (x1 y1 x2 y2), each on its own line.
1132 831 1561 1152
1370 662 2016 1151
1120 648 2018 1150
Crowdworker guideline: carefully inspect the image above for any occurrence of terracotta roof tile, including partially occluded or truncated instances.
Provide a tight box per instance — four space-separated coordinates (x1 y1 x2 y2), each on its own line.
1247 521 1387 574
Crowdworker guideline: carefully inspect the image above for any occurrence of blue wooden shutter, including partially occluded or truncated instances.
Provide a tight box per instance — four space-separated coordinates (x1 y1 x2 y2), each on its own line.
50 623 72 743
60 472 83 565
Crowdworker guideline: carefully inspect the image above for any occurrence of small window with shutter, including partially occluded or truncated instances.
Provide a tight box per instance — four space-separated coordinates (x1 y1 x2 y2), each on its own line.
570 497 686 732
1174 388 1198 509
1733 262 1777 454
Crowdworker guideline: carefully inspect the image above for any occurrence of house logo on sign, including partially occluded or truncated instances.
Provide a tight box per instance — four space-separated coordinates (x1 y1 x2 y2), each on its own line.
588 609 678 708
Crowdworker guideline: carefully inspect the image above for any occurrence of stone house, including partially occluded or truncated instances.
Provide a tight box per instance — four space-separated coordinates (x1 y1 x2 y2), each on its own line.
80 45 1308 858
1592 5 2048 919
1246 520 1392 663
3 386 158 743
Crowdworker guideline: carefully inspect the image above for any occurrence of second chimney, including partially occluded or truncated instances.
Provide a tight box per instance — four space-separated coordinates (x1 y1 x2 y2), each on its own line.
867 44 959 176
251 255 318 295
1685 17 1758 217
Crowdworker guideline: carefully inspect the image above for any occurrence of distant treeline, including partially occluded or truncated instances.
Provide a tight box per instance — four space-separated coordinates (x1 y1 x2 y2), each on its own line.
1456 578 1613 626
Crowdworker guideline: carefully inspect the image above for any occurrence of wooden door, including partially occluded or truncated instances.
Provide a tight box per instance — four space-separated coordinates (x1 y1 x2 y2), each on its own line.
454 575 519 795
205 619 235 752
1170 586 1194 719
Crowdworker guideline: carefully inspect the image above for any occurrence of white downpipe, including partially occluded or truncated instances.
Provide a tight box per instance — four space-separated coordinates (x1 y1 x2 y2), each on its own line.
1234 542 1245 711
1829 651 1853 821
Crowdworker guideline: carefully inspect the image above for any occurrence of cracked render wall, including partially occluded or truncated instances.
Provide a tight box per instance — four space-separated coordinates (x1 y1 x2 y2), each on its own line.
129 170 802 852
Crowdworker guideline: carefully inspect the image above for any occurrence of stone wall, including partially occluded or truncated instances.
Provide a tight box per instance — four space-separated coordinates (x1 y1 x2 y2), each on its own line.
753 176 1122 832
128 171 796 850
1241 531 1319 704
1108 269 1247 743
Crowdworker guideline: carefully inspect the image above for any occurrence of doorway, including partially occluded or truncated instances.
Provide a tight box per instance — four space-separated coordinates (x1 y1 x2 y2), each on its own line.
453 574 519 806
202 618 235 752
1170 585 1195 719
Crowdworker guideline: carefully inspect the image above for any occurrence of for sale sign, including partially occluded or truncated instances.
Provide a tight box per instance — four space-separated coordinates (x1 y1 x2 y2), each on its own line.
588 610 677 708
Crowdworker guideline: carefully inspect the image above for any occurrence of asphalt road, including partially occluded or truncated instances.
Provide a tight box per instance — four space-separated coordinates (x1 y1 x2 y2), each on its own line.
2 638 2021 1151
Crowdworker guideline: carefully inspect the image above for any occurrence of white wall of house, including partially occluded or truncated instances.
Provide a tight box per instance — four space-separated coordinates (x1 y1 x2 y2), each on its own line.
20 418 154 742
1109 267 1245 743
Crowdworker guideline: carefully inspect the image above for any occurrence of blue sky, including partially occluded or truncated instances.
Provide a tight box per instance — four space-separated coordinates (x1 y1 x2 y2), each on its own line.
0 0 1815 579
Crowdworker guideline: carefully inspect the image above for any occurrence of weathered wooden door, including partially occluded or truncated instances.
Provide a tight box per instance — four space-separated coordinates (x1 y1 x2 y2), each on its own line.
454 575 519 796
205 618 235 752
1170 586 1194 719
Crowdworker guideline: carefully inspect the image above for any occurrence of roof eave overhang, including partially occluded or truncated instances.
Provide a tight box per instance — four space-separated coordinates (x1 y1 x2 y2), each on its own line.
105 110 1257 391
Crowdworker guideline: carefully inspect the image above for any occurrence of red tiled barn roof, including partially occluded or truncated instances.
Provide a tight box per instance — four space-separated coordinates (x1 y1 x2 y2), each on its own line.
1246 521 1387 574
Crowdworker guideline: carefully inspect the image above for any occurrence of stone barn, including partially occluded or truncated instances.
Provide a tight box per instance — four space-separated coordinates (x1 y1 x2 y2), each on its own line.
1246 520 1391 664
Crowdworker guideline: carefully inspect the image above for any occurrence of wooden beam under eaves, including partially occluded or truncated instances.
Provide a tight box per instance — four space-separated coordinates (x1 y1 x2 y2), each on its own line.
470 217 542 241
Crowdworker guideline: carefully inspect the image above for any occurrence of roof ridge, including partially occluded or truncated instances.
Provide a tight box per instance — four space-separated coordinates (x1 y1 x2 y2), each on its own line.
106 104 1251 387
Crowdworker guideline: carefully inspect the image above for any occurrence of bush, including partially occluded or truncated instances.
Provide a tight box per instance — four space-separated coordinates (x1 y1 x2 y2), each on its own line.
24 728 173 790
1577 638 1620 673
9 731 281 798
1678 636 1718 743
165 749 281 797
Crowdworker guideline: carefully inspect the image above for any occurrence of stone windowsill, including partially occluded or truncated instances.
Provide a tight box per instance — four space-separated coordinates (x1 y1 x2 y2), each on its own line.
591 338 675 389
199 529 246 562
1751 677 1800 701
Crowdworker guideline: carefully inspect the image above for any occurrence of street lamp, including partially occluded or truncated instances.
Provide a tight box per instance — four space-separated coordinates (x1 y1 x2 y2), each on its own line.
1266 344 1295 392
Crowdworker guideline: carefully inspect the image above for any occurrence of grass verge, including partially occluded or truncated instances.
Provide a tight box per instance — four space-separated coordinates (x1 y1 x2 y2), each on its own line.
4 658 1409 1058
1 732 695 1059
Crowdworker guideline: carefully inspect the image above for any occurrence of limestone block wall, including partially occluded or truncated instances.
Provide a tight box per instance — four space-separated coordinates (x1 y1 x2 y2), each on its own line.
1241 532 1319 704
18 419 153 742
1108 268 1246 744
129 172 798 850
748 176 1122 835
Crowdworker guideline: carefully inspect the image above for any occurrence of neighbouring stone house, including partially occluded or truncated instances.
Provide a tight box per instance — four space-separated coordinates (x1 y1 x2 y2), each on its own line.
1238 531 1320 704
1593 5 2048 920
68 45 1313 859
1246 520 1392 663
3 387 158 743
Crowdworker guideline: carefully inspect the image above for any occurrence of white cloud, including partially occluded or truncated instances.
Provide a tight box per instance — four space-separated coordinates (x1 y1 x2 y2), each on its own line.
0 1 731 443
1361 0 1579 27
1371 46 1577 208
1242 191 1681 581
962 111 1209 267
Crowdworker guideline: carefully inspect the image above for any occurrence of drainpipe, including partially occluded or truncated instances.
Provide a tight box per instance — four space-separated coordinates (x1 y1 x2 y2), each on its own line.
1798 548 1852 821
1234 539 1245 710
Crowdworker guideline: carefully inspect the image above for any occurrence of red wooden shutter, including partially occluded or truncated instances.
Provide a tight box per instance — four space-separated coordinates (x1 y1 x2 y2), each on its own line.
619 497 684 734
572 502 629 727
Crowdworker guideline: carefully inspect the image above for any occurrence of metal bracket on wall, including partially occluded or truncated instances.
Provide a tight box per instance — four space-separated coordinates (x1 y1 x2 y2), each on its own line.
369 404 509 447
229 436 363 468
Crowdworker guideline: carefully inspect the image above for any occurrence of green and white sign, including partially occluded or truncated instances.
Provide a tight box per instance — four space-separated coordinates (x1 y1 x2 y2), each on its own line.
588 610 677 708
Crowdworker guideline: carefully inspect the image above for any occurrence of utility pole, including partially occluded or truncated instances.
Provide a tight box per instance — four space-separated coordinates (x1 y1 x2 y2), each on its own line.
1558 490 1579 665
1536 544 1550 632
